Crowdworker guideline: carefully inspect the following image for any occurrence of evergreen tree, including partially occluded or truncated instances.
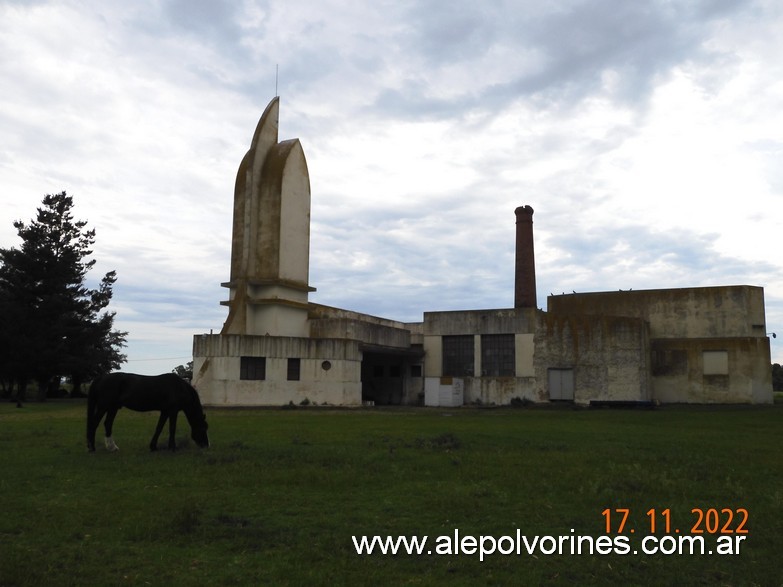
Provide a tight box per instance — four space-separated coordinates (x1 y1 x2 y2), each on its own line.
172 361 194 380
772 363 783 392
0 192 127 401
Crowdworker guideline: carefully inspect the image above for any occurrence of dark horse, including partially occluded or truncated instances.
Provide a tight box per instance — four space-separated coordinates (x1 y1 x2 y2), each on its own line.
87 373 209 452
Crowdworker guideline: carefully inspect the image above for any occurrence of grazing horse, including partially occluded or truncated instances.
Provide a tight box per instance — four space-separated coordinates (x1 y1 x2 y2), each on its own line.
87 373 209 452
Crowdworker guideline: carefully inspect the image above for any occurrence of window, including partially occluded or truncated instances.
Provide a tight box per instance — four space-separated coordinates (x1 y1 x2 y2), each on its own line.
481 334 515 376
287 358 301 381
240 356 266 380
652 349 687 376
410 364 422 378
442 335 474 376
703 351 729 375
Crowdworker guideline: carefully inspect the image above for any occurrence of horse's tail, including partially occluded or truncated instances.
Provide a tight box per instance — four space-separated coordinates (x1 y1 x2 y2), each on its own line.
86 377 101 451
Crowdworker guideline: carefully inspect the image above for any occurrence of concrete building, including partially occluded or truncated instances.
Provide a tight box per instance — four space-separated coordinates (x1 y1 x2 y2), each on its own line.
193 98 423 406
192 98 773 406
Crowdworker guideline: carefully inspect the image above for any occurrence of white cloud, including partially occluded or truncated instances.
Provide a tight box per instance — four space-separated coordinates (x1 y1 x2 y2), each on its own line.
1 0 781 370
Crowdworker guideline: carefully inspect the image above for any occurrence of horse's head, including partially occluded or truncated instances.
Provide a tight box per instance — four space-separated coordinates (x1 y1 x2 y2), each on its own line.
191 413 209 448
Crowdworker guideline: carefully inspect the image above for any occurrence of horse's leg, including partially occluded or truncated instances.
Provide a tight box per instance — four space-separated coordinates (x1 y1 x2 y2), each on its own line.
104 408 120 452
167 411 179 451
87 407 107 452
150 411 168 451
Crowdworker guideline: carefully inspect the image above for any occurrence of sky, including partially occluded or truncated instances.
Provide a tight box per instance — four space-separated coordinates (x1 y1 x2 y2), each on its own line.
1 0 781 374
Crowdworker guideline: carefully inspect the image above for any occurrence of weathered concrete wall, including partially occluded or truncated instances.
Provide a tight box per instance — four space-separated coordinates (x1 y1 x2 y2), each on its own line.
309 303 411 329
423 309 650 404
547 286 767 339
534 313 651 403
246 297 310 338
192 334 361 406
516 333 535 377
309 318 411 349
464 376 538 405
423 307 537 336
651 337 772 403
547 285 772 403
422 308 540 404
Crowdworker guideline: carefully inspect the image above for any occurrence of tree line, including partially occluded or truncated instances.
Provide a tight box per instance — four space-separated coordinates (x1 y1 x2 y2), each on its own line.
0 192 127 403
772 364 783 392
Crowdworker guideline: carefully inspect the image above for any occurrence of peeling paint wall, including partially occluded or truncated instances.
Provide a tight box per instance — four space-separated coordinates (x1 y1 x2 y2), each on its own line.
651 338 772 403
534 313 651 403
547 286 767 339
547 286 772 404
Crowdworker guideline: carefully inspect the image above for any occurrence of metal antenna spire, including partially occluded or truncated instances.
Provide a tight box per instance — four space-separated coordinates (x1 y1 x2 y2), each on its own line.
275 64 279 97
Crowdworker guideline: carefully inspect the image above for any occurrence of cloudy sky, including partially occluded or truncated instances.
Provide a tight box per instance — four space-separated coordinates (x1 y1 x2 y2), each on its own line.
1 0 781 373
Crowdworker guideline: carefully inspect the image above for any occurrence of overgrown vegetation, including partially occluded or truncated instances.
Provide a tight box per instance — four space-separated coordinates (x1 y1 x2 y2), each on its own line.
0 402 780 585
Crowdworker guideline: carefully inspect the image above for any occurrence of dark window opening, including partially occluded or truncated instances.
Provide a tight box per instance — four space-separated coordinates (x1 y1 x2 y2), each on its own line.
481 334 515 376
410 364 422 378
443 335 474 377
240 356 266 380
287 358 301 381
652 349 687 376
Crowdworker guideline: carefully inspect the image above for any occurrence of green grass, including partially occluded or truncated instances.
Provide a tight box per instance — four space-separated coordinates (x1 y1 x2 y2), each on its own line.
0 401 781 586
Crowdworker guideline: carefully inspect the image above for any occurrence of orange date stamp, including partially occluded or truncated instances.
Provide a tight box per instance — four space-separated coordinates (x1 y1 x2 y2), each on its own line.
602 508 749 535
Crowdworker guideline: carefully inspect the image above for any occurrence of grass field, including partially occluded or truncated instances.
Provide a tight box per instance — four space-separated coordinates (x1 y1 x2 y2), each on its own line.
0 400 781 586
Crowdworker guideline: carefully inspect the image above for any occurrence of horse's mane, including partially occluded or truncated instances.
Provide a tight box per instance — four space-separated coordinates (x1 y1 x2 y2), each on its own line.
179 379 207 426
183 379 203 408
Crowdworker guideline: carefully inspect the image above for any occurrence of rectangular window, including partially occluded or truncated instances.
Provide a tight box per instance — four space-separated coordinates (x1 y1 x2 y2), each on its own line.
410 364 422 378
703 351 729 375
481 334 515 376
240 356 266 380
287 358 301 381
442 335 474 377
651 349 687 376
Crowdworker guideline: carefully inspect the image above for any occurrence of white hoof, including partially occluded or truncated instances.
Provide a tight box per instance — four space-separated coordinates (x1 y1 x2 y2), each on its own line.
105 437 119 452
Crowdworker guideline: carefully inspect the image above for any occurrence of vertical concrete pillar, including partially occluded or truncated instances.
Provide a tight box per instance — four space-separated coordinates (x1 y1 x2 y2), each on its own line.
514 205 537 309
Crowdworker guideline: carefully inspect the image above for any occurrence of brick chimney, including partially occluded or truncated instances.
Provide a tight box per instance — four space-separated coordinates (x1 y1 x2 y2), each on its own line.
514 205 537 308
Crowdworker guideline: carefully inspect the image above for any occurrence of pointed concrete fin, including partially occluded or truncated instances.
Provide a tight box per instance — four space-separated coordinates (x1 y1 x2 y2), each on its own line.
250 97 279 151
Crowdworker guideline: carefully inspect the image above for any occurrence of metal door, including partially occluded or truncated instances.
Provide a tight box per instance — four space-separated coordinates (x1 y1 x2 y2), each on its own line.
548 368 574 401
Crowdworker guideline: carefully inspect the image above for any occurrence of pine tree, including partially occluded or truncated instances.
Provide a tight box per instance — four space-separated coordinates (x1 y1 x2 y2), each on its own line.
0 192 127 401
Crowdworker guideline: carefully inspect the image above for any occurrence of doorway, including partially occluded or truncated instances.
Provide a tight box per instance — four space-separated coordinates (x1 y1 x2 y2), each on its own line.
548 368 574 401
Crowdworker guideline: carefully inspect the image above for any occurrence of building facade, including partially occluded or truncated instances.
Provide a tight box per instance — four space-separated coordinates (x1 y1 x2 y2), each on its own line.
192 99 773 406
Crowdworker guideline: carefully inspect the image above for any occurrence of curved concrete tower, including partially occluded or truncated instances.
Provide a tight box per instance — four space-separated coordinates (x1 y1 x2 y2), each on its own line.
221 97 315 336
